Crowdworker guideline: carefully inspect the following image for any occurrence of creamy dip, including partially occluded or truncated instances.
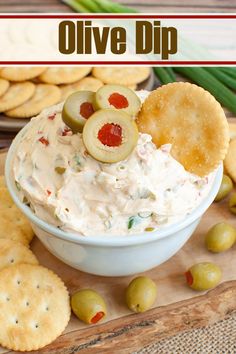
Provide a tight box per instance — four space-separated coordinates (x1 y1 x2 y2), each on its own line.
13 92 214 236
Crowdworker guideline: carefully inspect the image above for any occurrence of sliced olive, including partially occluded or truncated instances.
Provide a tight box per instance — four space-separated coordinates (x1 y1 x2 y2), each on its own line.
95 85 141 116
55 166 66 174
126 276 157 313
185 262 222 291
214 174 233 202
82 109 139 163
71 289 107 324
62 91 95 133
229 193 236 214
205 222 236 253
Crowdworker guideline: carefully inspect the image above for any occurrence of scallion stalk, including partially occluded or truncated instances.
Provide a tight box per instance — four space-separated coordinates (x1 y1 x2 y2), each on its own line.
154 67 175 84
205 67 236 91
165 67 176 81
220 67 236 80
78 0 102 12
173 67 236 114
93 0 137 13
62 0 91 13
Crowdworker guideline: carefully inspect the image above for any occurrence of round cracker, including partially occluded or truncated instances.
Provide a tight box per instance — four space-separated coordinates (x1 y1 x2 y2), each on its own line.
0 264 70 351
5 84 61 118
92 67 150 85
0 187 34 246
224 138 236 183
0 82 35 113
229 122 236 140
74 76 103 91
137 82 229 177
60 76 104 101
0 239 38 271
0 67 47 81
39 67 92 85
0 78 9 97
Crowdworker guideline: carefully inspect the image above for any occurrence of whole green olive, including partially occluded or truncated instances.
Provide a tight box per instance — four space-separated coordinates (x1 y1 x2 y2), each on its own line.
205 222 236 253
214 174 233 202
185 262 222 291
229 193 236 214
71 289 107 324
125 276 157 313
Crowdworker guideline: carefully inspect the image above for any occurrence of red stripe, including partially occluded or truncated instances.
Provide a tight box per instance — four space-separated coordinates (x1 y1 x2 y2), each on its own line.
0 61 236 65
0 14 236 19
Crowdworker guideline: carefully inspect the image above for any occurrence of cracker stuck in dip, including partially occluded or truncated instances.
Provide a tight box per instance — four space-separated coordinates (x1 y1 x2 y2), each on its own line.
13 90 215 236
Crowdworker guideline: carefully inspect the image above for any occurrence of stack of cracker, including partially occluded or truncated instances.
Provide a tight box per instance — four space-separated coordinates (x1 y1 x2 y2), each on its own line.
0 176 70 352
0 66 151 119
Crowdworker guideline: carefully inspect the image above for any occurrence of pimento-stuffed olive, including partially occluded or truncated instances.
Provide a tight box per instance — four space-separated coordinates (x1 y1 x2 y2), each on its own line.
82 109 139 163
95 85 141 116
185 262 222 291
62 91 95 133
71 289 107 324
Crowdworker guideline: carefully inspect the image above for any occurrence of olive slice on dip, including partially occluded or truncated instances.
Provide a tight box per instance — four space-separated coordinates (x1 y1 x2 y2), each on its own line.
82 109 139 163
95 85 141 116
62 91 95 133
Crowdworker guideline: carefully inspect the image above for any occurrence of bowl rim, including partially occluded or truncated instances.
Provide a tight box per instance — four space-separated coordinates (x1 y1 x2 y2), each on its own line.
5 121 223 247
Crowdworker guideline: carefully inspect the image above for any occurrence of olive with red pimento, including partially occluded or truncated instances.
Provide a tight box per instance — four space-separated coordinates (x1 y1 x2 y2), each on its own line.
62 91 95 133
185 262 222 291
82 109 139 163
71 289 107 325
95 84 141 116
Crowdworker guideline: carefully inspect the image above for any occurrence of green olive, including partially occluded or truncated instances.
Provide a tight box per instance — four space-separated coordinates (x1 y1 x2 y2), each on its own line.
55 166 66 174
229 192 236 214
95 84 141 116
214 174 233 202
125 276 157 313
205 222 236 253
145 227 155 232
185 262 222 291
62 91 95 133
82 109 139 163
71 289 107 324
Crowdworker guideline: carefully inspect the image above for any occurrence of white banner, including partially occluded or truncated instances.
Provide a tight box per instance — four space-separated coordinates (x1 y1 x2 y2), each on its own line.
0 14 235 64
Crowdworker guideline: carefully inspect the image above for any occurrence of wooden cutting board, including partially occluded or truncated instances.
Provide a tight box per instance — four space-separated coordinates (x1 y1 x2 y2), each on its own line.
0 150 236 354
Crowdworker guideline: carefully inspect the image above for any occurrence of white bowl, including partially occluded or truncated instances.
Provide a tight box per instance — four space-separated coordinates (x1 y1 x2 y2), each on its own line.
5 125 223 276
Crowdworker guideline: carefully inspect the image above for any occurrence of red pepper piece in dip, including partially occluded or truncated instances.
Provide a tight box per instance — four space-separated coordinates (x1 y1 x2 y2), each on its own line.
38 137 49 146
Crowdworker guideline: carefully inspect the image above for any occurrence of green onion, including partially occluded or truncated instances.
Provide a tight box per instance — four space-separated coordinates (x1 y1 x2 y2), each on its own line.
204 67 236 91
62 0 90 12
78 0 102 12
154 67 175 84
15 181 21 191
62 0 137 13
138 212 153 218
128 215 139 229
220 67 236 80
93 0 137 13
173 67 236 114
165 67 176 81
